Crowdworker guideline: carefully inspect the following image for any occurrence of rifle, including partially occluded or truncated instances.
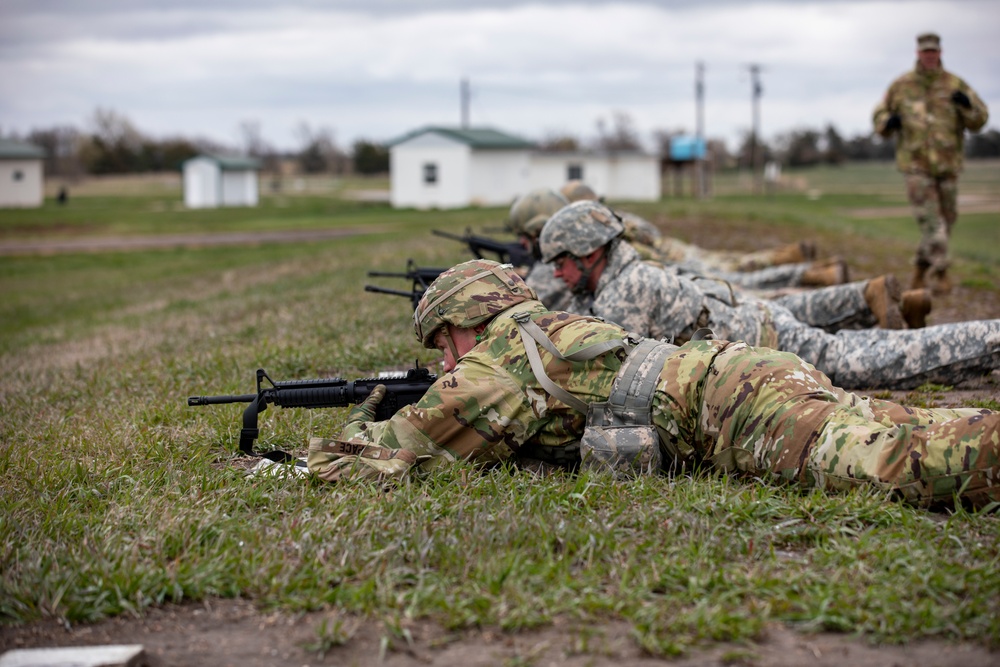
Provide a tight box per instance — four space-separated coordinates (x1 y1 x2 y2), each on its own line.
364 259 446 309
188 365 437 460
432 228 534 268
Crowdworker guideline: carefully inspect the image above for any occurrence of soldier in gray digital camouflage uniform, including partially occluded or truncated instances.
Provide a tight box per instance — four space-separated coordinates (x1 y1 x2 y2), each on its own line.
538 200 1000 389
307 258 1000 510
561 180 846 288
509 189 928 331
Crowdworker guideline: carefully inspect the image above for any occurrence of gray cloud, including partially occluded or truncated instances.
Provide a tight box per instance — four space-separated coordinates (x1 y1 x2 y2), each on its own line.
1 0 996 151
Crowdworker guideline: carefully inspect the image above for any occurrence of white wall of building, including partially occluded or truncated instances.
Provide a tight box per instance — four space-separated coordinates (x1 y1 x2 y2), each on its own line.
0 159 43 208
468 150 533 207
183 157 220 208
528 153 660 202
391 133 470 209
605 155 662 201
221 170 258 207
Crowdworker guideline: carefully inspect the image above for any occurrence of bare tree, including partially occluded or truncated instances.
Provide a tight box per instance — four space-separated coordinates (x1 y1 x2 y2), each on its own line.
537 132 580 152
594 111 642 151
294 122 348 174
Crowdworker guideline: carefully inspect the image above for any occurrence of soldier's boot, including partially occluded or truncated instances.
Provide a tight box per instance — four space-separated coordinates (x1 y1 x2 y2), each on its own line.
771 243 812 266
930 268 952 296
900 289 932 329
863 275 905 329
910 264 928 290
801 257 849 287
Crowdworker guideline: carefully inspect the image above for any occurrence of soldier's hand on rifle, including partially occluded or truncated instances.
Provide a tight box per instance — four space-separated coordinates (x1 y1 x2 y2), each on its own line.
348 384 386 424
951 90 972 109
884 114 903 132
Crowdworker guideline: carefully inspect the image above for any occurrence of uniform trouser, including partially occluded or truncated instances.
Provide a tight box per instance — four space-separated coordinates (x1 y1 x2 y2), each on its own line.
904 172 958 273
764 303 1000 389
667 243 802 273
654 340 1000 509
765 280 875 331
679 261 809 291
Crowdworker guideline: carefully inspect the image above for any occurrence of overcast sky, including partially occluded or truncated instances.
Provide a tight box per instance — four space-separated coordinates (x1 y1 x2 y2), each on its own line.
1 0 997 153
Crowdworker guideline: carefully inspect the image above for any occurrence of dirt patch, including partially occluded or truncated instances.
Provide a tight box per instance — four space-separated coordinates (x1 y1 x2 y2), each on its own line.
2 599 996 667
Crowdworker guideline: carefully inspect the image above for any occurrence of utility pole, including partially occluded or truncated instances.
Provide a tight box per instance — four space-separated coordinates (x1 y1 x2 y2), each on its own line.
746 64 763 194
695 61 706 198
460 78 470 129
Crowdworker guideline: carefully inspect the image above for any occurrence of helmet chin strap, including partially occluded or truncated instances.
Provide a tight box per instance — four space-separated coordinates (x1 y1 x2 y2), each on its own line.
440 328 461 362
571 245 610 295
570 256 591 295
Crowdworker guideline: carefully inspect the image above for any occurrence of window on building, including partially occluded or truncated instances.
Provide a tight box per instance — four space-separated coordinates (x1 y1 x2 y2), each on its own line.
12 170 23 182
567 164 583 181
423 163 438 184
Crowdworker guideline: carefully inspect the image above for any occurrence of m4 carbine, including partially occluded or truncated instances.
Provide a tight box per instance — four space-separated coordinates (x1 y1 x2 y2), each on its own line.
364 259 445 309
432 228 534 268
188 365 436 459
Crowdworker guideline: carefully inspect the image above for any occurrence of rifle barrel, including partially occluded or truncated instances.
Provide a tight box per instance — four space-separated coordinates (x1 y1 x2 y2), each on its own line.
188 393 257 406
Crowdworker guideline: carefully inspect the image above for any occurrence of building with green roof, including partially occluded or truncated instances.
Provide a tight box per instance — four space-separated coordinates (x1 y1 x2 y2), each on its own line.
387 125 660 209
182 154 260 208
0 139 45 208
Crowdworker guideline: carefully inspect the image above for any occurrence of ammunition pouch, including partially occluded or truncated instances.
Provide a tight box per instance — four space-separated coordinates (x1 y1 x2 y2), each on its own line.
510 312 683 479
580 338 676 479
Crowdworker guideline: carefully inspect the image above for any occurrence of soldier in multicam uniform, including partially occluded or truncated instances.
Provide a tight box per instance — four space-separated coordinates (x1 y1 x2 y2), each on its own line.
560 180 840 285
307 258 1000 511
873 32 989 294
538 200 1000 389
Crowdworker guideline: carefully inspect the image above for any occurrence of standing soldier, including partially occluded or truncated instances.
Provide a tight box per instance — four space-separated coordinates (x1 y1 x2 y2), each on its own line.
873 32 989 294
307 258 1000 511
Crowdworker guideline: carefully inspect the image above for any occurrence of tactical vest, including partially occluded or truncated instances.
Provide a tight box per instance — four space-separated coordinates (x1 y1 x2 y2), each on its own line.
510 311 709 478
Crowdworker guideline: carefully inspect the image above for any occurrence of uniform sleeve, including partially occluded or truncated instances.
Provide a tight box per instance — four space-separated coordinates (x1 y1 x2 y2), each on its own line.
958 81 989 132
307 359 535 484
872 85 898 137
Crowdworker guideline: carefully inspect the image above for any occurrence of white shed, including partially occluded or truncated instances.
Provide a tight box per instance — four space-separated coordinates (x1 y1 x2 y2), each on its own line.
0 139 45 208
528 150 661 202
183 154 260 208
388 126 535 209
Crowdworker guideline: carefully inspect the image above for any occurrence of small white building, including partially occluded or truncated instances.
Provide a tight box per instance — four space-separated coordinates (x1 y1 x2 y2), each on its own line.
388 126 535 209
388 126 661 209
0 139 45 208
182 154 260 208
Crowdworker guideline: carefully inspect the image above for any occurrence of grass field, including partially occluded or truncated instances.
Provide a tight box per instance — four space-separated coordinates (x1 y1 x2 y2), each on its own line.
1 161 998 658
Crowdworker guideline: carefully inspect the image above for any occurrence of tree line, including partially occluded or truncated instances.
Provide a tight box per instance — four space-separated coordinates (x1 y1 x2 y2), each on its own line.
5 108 999 179
8 108 391 179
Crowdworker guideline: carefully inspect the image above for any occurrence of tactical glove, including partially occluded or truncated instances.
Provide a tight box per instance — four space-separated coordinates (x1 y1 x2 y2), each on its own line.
884 114 903 132
347 383 386 424
951 90 972 109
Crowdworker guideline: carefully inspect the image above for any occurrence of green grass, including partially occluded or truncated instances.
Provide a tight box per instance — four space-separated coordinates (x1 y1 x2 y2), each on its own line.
1 163 998 655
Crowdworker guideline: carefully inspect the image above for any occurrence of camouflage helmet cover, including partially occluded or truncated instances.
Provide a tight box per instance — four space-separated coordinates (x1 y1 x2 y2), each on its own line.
413 259 537 348
620 212 662 247
508 188 569 237
539 200 625 263
560 180 600 202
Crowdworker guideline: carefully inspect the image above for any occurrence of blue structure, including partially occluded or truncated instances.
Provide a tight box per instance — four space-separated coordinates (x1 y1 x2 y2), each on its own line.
669 136 707 161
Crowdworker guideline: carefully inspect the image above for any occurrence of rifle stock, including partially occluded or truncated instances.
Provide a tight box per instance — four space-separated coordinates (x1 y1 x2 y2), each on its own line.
188 365 437 458
432 228 534 267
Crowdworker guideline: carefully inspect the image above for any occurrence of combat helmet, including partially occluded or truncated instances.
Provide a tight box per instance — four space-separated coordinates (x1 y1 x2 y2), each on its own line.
413 259 537 349
539 200 625 263
620 212 662 247
508 188 569 238
560 180 600 202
